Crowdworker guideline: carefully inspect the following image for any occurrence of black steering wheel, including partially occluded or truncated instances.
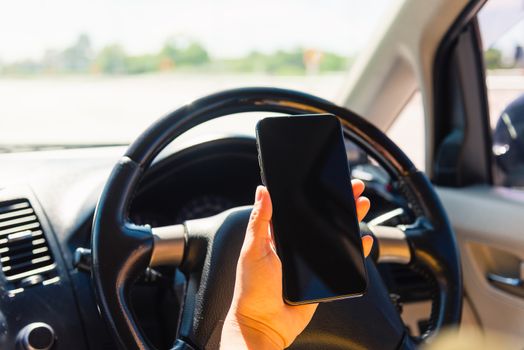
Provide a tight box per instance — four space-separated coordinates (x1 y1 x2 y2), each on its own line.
91 87 462 350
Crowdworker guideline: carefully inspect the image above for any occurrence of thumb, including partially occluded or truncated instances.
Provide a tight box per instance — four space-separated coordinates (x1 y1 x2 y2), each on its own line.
243 186 273 256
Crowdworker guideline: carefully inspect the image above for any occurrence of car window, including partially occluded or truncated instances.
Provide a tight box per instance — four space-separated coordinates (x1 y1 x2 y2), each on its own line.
386 91 425 172
479 0 524 188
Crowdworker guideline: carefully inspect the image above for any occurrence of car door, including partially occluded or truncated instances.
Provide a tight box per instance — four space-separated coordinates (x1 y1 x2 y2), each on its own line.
339 0 524 344
433 1 524 346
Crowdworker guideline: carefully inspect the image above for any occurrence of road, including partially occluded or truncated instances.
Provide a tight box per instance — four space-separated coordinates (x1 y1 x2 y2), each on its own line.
0 74 346 145
1 72 523 171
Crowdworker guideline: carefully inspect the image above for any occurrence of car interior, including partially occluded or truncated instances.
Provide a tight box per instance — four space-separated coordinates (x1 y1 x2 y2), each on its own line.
2 0 524 349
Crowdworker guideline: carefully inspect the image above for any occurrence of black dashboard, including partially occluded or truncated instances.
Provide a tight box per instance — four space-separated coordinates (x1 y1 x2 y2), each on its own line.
130 138 261 228
0 137 265 349
0 136 434 349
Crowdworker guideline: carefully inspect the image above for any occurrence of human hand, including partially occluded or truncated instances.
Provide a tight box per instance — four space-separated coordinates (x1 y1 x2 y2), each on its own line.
221 180 373 350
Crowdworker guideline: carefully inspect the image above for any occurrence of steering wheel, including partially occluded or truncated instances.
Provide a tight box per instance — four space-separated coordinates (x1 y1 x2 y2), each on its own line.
91 87 462 350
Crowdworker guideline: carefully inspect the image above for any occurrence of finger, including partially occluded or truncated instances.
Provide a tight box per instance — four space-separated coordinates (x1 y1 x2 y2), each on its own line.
356 196 370 222
352 179 365 198
361 235 373 258
246 186 273 244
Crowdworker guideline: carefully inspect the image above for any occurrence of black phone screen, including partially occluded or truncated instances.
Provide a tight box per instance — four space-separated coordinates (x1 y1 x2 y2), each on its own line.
256 114 367 304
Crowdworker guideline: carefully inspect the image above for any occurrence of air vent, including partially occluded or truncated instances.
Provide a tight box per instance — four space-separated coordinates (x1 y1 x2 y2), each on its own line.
0 199 58 294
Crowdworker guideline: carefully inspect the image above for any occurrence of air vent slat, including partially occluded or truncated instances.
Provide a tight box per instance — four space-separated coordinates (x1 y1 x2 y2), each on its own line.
4 264 56 282
0 199 58 292
3 255 52 272
0 202 30 215
0 215 37 229
0 247 48 263
3 250 50 265
0 208 34 221
0 222 40 236
0 233 45 252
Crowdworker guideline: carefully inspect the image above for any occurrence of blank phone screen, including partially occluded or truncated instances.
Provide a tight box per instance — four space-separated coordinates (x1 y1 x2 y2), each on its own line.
256 114 367 304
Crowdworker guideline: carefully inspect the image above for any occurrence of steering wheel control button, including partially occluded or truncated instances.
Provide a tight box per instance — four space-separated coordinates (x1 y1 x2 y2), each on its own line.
17 323 55 350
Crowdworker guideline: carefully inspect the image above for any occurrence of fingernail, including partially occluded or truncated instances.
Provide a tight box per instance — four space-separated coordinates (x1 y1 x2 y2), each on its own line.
255 186 264 202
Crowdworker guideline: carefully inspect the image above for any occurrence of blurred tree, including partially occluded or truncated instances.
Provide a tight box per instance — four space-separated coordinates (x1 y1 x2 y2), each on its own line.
3 59 40 74
0 33 351 76
160 40 179 67
266 49 305 74
125 54 161 74
218 48 350 75
485 48 502 69
161 39 210 68
62 33 94 73
180 42 209 65
95 44 127 74
319 52 349 72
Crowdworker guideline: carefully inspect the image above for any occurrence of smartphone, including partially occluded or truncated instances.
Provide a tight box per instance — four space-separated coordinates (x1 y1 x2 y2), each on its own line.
255 114 367 304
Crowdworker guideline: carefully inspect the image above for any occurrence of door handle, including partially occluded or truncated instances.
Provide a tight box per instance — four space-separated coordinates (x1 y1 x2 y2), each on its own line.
487 273 524 298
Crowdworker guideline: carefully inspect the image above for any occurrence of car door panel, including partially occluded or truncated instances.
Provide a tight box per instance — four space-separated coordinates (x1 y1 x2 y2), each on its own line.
438 186 524 346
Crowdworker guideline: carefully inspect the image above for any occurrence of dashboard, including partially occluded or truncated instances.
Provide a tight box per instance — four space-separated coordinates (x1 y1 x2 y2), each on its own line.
130 138 261 228
0 135 434 349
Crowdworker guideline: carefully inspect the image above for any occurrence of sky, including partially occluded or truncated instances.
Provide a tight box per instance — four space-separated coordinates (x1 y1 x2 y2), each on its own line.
479 0 524 51
0 0 391 62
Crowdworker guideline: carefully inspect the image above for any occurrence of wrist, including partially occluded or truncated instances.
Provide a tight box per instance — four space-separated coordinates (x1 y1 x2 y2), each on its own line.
222 314 284 350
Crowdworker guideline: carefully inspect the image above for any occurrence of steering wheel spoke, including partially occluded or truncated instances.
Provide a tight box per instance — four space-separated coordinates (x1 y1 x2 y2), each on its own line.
366 224 412 264
150 224 186 266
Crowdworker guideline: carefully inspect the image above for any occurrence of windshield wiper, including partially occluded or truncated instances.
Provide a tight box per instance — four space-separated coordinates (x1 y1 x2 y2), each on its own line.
0 143 128 153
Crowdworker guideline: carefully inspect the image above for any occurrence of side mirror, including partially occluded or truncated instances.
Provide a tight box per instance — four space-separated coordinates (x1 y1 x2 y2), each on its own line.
493 94 524 187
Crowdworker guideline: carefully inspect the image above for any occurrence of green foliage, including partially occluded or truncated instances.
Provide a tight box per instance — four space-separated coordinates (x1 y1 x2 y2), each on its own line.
220 49 305 74
219 49 349 75
0 34 352 76
161 40 209 67
319 52 350 72
181 42 209 65
266 49 305 74
125 55 162 74
484 48 502 70
220 51 266 72
95 45 127 74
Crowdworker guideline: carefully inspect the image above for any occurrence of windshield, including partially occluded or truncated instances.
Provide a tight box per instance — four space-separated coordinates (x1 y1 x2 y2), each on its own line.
0 0 390 150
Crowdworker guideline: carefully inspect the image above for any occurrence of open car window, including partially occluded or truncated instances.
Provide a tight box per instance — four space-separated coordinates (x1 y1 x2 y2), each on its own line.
479 0 524 188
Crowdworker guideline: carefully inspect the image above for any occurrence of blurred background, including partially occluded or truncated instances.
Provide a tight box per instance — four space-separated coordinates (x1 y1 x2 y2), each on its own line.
0 0 390 146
